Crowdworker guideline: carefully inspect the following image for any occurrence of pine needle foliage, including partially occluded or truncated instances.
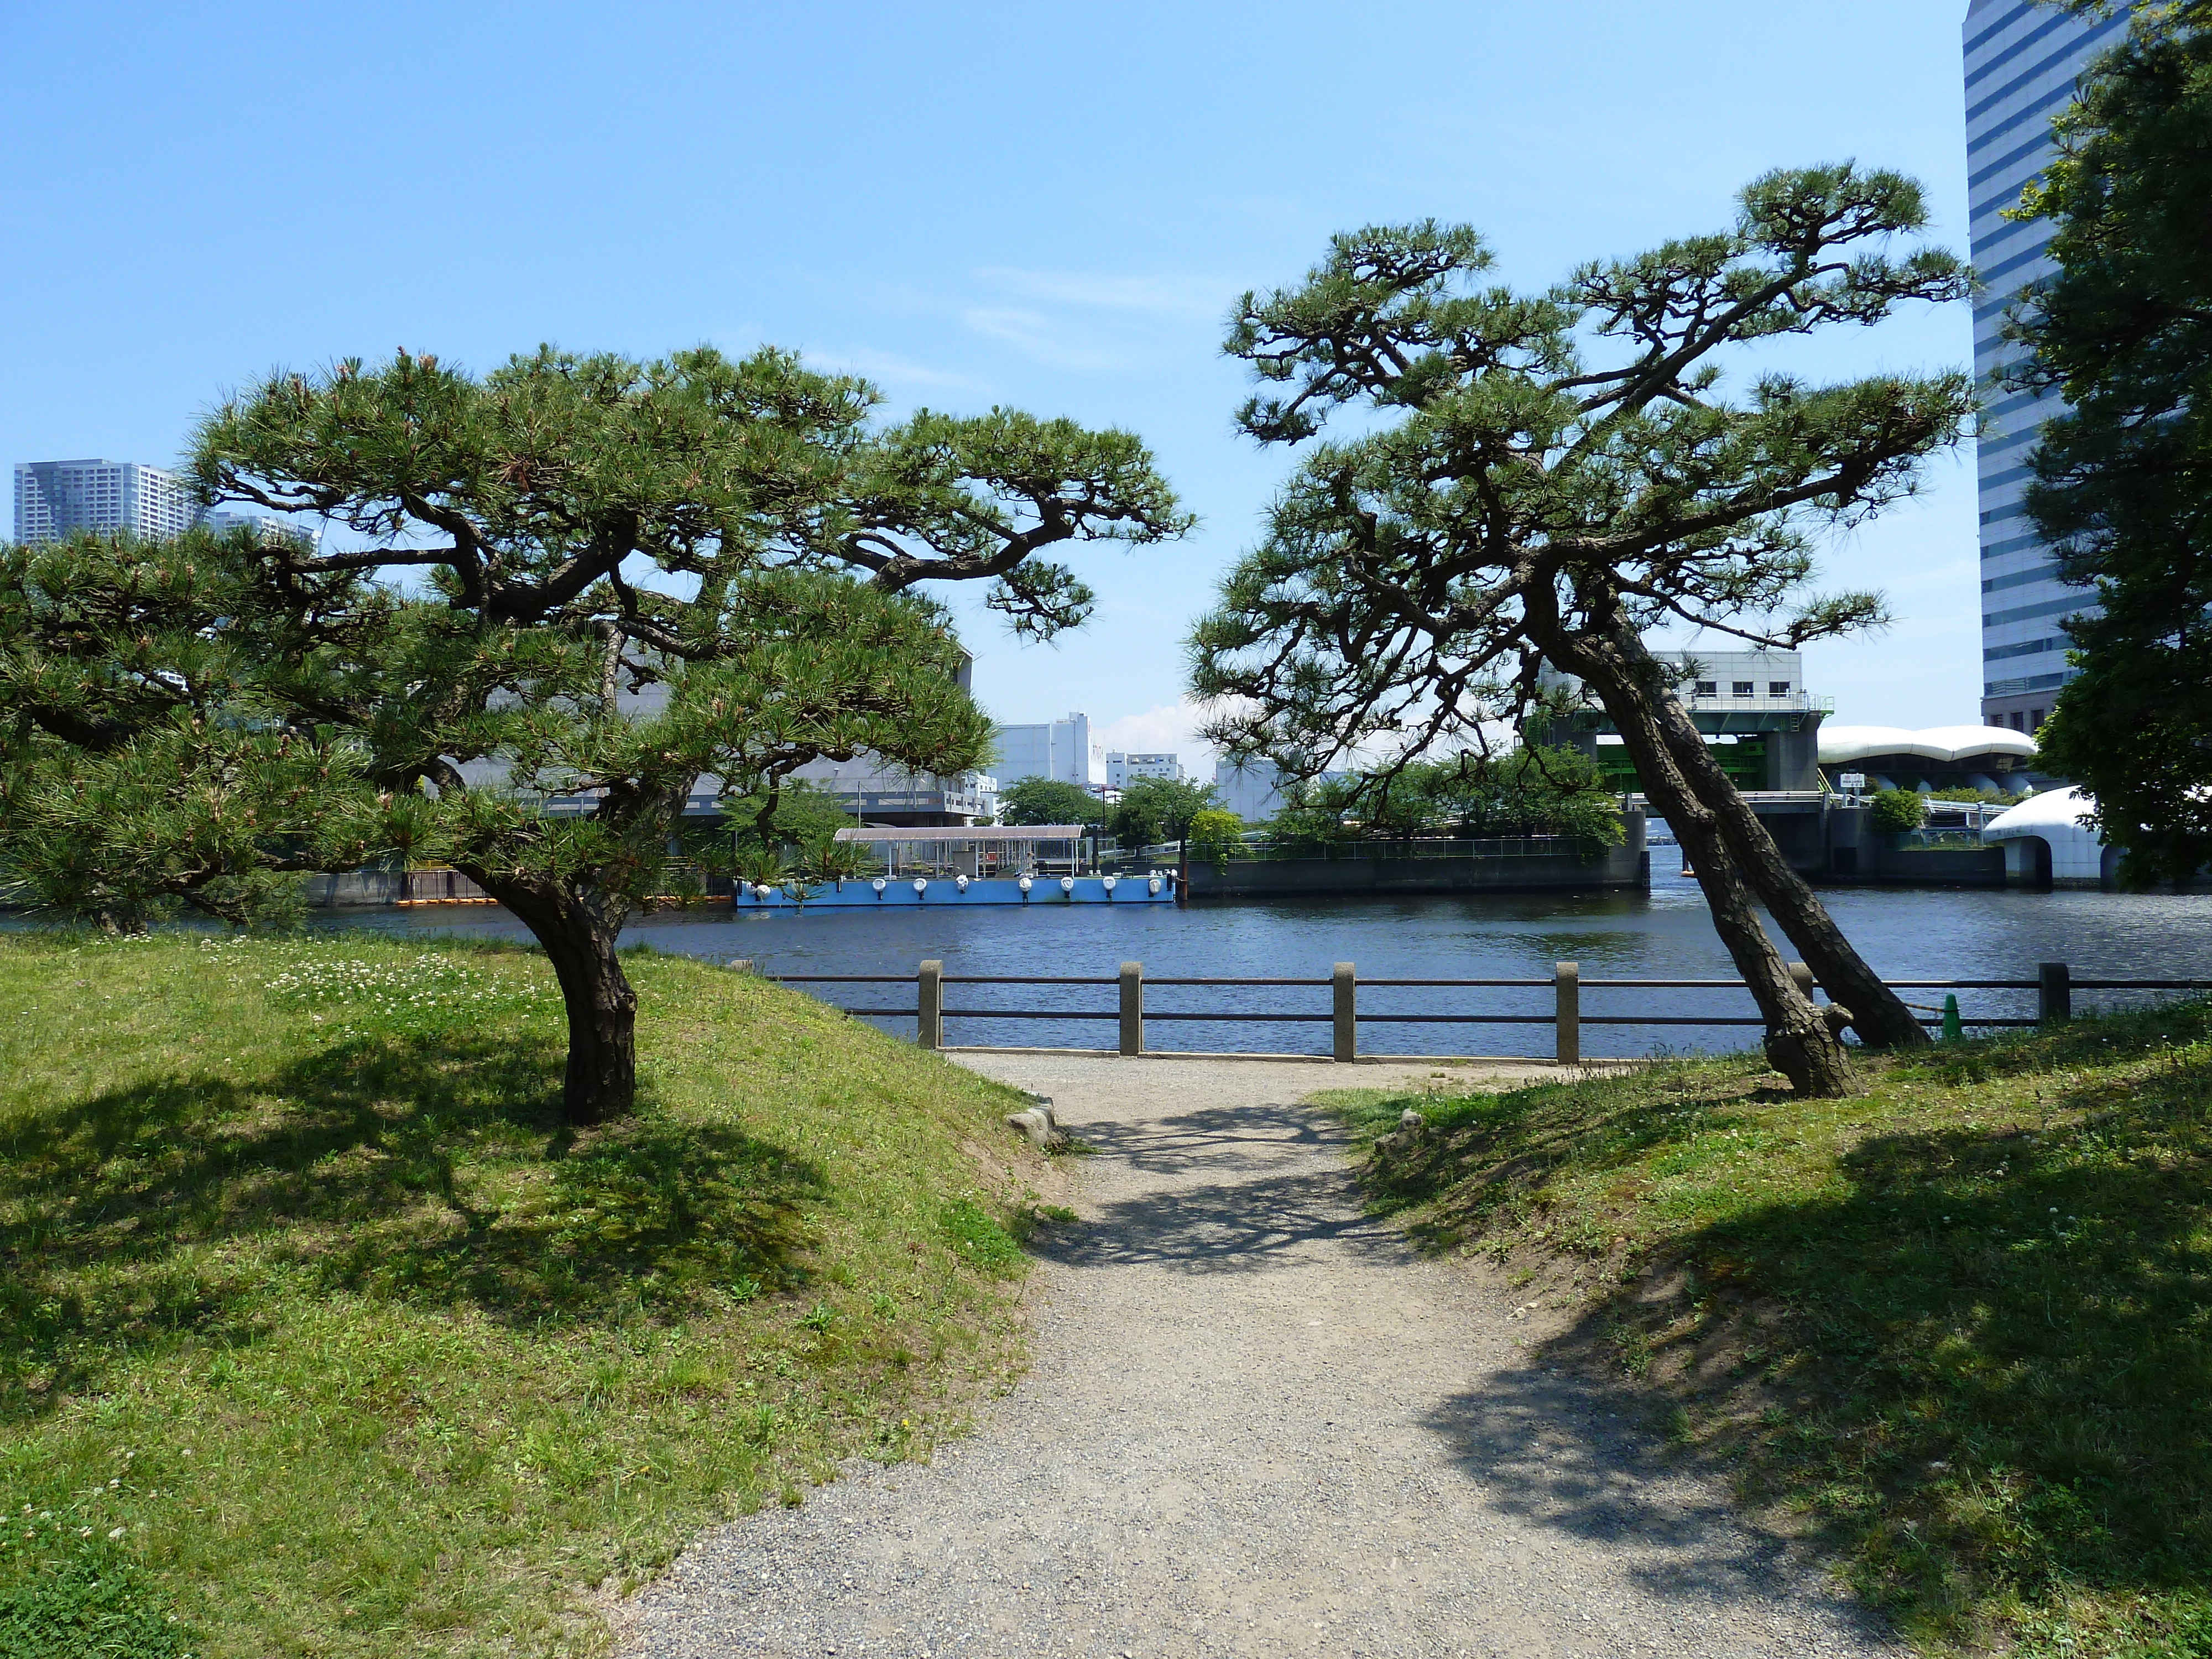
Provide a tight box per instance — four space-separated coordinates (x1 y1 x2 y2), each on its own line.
0 346 1188 1123
1190 165 1971 1093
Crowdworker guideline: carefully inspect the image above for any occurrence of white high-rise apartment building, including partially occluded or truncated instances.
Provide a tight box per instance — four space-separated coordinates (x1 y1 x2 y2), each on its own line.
1965 0 2134 733
13 460 200 545
992 712 1100 790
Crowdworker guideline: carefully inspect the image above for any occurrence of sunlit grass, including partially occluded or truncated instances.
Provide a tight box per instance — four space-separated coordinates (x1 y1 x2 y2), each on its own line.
0 929 1048 1656
1323 1007 2212 1658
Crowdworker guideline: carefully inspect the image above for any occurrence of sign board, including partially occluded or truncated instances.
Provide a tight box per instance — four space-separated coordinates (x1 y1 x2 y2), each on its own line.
1838 772 1867 792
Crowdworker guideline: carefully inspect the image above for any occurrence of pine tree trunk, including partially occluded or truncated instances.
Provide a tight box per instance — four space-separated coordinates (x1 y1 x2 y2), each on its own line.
1606 701 1852 1095
1601 629 1932 1051
1529 619 1854 1095
462 869 638 1125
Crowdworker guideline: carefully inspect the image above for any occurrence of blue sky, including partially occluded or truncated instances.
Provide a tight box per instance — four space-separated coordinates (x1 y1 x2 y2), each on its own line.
2 1 1985 765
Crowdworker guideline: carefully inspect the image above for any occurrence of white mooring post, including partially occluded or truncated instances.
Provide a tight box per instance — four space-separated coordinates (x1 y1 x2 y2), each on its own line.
1119 961 1145 1056
917 959 943 1050
1787 961 1815 998
1333 962 1357 1063
1555 961 1580 1065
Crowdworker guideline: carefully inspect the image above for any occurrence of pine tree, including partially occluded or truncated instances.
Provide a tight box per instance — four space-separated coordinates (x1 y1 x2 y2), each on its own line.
0 346 1188 1122
1191 166 1969 1094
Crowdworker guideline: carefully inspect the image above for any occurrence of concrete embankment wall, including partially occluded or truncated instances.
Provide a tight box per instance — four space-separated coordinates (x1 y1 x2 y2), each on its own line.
1188 842 1648 900
302 868 492 907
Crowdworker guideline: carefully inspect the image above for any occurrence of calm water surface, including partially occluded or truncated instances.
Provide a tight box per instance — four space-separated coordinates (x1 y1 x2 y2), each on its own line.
311 870 2212 1059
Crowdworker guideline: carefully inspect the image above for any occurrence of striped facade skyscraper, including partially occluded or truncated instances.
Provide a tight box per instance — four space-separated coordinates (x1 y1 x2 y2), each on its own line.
12 460 200 545
1965 0 2134 732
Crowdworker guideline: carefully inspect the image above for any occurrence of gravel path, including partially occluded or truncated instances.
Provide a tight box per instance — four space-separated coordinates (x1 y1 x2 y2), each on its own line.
619 1054 1892 1658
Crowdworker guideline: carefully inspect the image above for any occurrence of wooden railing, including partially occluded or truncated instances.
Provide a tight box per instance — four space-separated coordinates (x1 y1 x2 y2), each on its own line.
744 959 2212 1063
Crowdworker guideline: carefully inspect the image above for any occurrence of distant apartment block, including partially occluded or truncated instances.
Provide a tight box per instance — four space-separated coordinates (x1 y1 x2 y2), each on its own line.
1105 750 1182 789
993 712 1100 790
13 460 199 544
785 754 997 828
200 508 322 552
1965 0 2134 732
12 461 322 551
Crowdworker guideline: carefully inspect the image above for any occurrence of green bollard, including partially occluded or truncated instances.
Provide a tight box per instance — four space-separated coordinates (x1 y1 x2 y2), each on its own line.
1941 993 1964 1044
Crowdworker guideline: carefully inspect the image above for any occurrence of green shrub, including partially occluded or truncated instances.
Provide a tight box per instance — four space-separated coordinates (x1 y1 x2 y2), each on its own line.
1187 808 1244 870
1870 786 1928 832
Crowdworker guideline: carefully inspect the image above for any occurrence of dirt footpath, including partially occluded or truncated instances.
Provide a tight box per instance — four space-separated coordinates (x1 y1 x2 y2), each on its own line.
618 1054 1892 1659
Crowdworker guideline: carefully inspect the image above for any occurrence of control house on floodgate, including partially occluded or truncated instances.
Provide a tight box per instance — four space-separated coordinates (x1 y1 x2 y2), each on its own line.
1537 648 1830 794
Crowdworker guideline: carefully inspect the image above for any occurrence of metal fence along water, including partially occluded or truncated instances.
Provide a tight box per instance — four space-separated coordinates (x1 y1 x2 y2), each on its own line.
745 958 2212 1063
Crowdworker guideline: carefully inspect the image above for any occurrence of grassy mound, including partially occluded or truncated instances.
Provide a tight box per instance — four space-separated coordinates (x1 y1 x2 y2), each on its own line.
1322 1005 2212 1658
0 930 1058 1656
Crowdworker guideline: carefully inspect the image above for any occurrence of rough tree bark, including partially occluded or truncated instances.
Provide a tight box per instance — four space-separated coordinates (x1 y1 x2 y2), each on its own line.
464 869 638 1126
1530 613 1855 1095
1603 625 1931 1051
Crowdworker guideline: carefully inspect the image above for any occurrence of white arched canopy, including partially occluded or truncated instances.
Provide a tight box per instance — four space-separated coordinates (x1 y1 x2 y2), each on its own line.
1984 786 2105 883
1817 725 2039 767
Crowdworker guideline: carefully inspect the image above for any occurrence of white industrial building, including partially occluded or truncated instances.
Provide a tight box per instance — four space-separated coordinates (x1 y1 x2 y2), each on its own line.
993 712 1100 790
1105 751 1181 789
1212 758 1286 824
1965 0 2135 732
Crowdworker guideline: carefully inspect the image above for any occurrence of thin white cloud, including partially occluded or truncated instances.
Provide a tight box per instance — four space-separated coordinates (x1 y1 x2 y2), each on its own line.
808 345 996 399
975 267 1229 320
956 266 1234 373
960 306 1131 373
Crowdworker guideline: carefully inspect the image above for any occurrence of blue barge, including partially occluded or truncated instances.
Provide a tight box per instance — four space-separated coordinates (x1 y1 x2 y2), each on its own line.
736 871 1176 908
745 823 1178 909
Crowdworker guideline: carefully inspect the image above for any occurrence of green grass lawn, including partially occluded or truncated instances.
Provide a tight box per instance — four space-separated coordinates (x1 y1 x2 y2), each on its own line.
1322 1006 2212 1659
0 930 1057 1657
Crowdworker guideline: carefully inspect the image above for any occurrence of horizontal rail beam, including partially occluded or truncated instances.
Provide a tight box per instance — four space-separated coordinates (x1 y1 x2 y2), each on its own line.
769 974 918 983
942 974 1120 985
1579 978 1789 989
941 1009 1119 1020
1358 977 1552 988
2070 979 2212 990
1143 977 1336 987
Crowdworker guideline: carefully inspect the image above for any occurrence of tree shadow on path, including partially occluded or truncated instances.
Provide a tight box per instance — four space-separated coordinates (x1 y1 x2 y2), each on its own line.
1038 1098 1406 1275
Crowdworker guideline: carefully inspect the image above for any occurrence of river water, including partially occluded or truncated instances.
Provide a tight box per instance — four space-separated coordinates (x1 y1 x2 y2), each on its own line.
311 869 2212 1060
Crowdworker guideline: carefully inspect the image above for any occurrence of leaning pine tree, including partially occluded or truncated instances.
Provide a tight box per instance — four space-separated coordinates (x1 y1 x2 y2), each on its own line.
1191 165 1970 1094
0 346 1187 1123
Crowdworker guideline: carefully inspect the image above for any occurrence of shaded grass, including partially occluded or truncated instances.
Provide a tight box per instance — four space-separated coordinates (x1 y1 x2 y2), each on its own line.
1319 1005 2212 1658
0 929 1052 1656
